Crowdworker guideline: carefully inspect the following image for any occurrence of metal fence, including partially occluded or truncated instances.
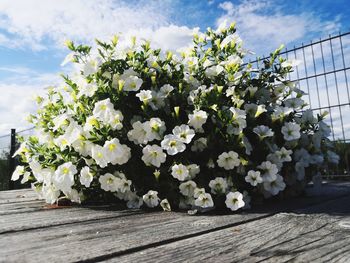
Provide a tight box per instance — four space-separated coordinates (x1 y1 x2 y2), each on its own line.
0 127 34 190
249 31 350 142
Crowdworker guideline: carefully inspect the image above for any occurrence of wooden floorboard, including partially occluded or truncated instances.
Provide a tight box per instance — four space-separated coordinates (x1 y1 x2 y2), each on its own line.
111 195 350 263
1 183 350 262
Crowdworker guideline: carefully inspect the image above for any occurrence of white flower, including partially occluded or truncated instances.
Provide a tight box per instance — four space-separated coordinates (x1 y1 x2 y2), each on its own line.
123 75 143 91
209 177 228 195
11 165 25 181
160 199 171 211
245 170 263 186
194 193 214 208
161 134 186 155
126 192 143 209
187 164 200 179
143 190 160 208
149 91 166 110
263 174 286 195
53 162 77 192
179 180 197 197
217 151 240 170
142 144 166 167
253 125 274 139
171 164 190 181
99 173 118 192
42 184 60 204
188 110 208 131
127 121 148 145
83 57 101 76
225 192 245 211
319 121 331 137
92 98 115 123
276 147 293 162
91 144 109 168
172 124 195 144
191 137 207 152
257 161 278 182
144 118 166 141
301 109 317 124
160 84 174 97
281 122 301 141
136 90 152 103
194 187 206 198
103 138 130 165
78 166 93 187
109 110 124 130
284 98 304 110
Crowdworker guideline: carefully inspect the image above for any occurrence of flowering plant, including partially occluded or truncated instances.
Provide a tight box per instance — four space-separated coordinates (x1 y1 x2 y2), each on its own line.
12 22 338 212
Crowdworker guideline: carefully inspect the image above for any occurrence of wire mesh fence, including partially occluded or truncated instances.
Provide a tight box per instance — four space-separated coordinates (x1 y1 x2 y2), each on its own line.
249 31 350 143
0 127 34 190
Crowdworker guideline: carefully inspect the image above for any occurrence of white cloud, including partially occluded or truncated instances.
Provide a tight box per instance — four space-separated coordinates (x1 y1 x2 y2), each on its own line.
0 0 196 51
217 0 342 56
0 71 61 135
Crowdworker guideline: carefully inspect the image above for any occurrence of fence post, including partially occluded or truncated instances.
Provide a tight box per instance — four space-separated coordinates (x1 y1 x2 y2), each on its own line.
8 129 16 190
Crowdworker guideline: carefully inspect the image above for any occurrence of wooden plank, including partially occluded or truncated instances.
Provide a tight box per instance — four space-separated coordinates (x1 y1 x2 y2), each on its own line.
0 188 38 204
0 183 349 262
0 211 273 262
1 183 349 233
112 195 350 263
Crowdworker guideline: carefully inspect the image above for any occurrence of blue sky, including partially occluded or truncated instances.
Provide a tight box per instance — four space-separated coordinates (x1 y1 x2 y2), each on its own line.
0 0 349 136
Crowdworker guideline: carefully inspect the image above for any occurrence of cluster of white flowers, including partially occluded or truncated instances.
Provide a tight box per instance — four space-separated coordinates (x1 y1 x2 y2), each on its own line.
12 22 338 212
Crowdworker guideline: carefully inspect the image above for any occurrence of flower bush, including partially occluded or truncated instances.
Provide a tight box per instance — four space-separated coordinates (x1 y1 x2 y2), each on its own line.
12 22 339 212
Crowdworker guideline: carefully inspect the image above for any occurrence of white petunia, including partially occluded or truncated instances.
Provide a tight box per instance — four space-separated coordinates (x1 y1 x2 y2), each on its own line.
99 173 118 192
79 166 94 187
91 144 109 168
53 162 77 192
83 57 101 76
276 147 293 162
141 144 167 168
217 151 240 170
209 177 228 195
161 134 186 155
123 75 143 91
188 110 208 131
160 84 174 97
253 125 274 139
11 165 25 181
109 110 124 130
284 98 304 110
281 122 301 141
194 193 214 208
136 90 152 103
144 118 166 141
187 164 200 179
126 192 143 209
225 191 245 211
143 190 160 208
172 124 195 144
160 199 171 211
104 138 124 164
263 174 286 195
171 164 190 181
245 170 263 186
42 184 60 204
92 98 115 123
191 137 207 152
127 121 148 145
179 180 197 197
257 161 278 182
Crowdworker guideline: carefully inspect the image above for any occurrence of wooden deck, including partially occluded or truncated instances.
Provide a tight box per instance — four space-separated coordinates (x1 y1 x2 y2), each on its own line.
1 182 350 263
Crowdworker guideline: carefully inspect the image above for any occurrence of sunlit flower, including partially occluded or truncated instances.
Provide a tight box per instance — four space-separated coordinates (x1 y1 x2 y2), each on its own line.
217 151 240 170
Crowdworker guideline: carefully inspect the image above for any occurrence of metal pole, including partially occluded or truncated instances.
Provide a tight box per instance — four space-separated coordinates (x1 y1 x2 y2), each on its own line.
8 129 16 190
